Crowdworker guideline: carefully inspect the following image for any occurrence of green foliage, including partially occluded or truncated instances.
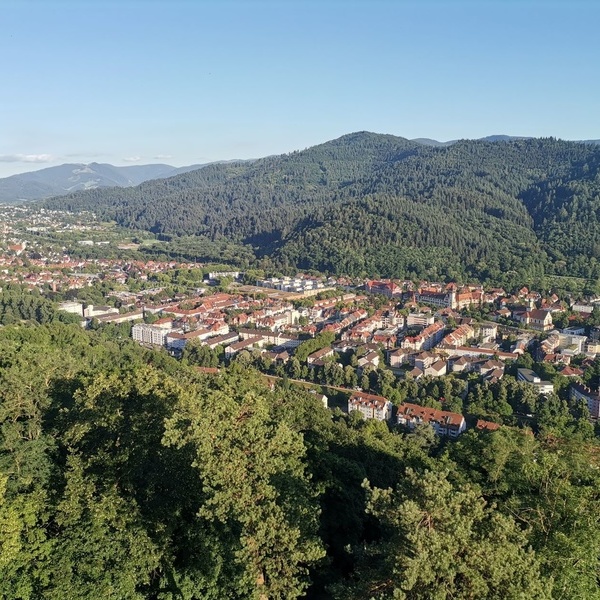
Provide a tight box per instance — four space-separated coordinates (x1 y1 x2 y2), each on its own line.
339 469 552 599
449 429 600 599
1 322 600 597
164 375 325 598
0 285 60 325
0 325 327 599
294 330 336 363
41 133 600 282
181 338 221 367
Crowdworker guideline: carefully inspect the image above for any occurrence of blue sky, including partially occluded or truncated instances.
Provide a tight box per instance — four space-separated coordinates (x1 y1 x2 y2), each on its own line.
1 0 598 177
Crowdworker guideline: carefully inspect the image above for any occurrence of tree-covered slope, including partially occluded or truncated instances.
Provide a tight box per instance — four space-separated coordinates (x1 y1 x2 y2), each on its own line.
40 132 600 280
2 322 600 598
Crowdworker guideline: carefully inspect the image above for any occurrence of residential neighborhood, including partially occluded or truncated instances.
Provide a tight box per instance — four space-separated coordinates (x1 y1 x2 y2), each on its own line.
3 205 600 441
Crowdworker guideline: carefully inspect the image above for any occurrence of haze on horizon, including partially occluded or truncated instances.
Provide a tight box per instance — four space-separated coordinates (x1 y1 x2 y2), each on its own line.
1 0 598 178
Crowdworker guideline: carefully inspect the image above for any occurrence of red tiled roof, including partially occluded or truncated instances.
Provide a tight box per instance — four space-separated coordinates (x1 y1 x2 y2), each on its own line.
475 419 501 432
397 402 464 427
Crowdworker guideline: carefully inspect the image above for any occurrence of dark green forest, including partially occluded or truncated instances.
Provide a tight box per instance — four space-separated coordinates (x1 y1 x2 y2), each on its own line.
2 322 600 599
41 133 600 284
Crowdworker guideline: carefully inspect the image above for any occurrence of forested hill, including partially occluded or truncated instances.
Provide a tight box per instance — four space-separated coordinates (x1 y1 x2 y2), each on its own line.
40 132 600 282
3 322 600 599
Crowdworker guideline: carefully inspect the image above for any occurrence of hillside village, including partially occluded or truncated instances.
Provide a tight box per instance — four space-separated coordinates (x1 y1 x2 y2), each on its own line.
118 277 600 437
4 4 600 595
3 200 600 598
3 205 600 439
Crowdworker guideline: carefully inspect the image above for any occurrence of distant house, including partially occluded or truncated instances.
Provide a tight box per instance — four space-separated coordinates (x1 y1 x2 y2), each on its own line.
309 389 328 409
84 304 119 318
484 367 505 383
416 289 454 309
475 419 501 432
454 288 484 310
388 348 410 367
478 323 498 343
365 279 401 298
357 350 380 373
58 301 85 318
477 359 504 377
205 331 240 349
396 402 466 438
560 365 583 378
413 351 437 370
306 346 335 368
401 321 445 351
514 309 553 332
570 382 600 419
440 324 475 348
450 355 472 373
571 302 594 315
587 340 600 354
517 368 554 395
223 336 264 358
407 367 424 379
132 323 171 347
406 312 435 327
348 392 392 421
424 359 447 378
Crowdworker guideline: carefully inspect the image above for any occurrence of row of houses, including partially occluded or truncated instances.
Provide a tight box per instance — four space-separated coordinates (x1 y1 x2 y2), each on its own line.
366 280 487 311
388 349 506 382
401 321 445 351
256 275 336 293
347 393 502 439
349 380 600 442
132 320 304 357
132 321 232 350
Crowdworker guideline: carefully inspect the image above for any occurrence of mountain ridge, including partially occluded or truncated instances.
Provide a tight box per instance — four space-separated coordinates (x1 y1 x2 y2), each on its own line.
0 159 250 203
38 131 600 284
5 134 600 203
411 135 600 147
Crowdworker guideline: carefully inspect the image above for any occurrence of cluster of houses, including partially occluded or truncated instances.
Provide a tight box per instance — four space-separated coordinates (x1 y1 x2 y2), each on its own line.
346 377 600 434
35 254 600 436
256 275 337 295
0 242 208 294
111 277 600 431
7 207 600 438
347 391 499 438
366 280 488 310
127 293 307 355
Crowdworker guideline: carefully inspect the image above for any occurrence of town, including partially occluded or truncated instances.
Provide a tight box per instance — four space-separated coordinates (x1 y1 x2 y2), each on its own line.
2 204 600 441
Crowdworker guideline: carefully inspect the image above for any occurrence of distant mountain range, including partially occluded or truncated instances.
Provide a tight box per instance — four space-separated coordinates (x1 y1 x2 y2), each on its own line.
410 135 600 147
39 131 600 285
0 160 245 203
4 135 600 204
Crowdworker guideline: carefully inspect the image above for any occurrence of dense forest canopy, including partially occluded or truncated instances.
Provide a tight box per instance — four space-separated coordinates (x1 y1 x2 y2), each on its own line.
2 322 600 598
40 132 600 282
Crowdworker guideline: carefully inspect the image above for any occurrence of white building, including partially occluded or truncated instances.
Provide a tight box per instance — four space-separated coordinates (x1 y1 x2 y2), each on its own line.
84 304 120 318
132 323 170 347
517 368 554 395
310 390 328 409
348 392 392 421
407 312 435 327
58 301 84 316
